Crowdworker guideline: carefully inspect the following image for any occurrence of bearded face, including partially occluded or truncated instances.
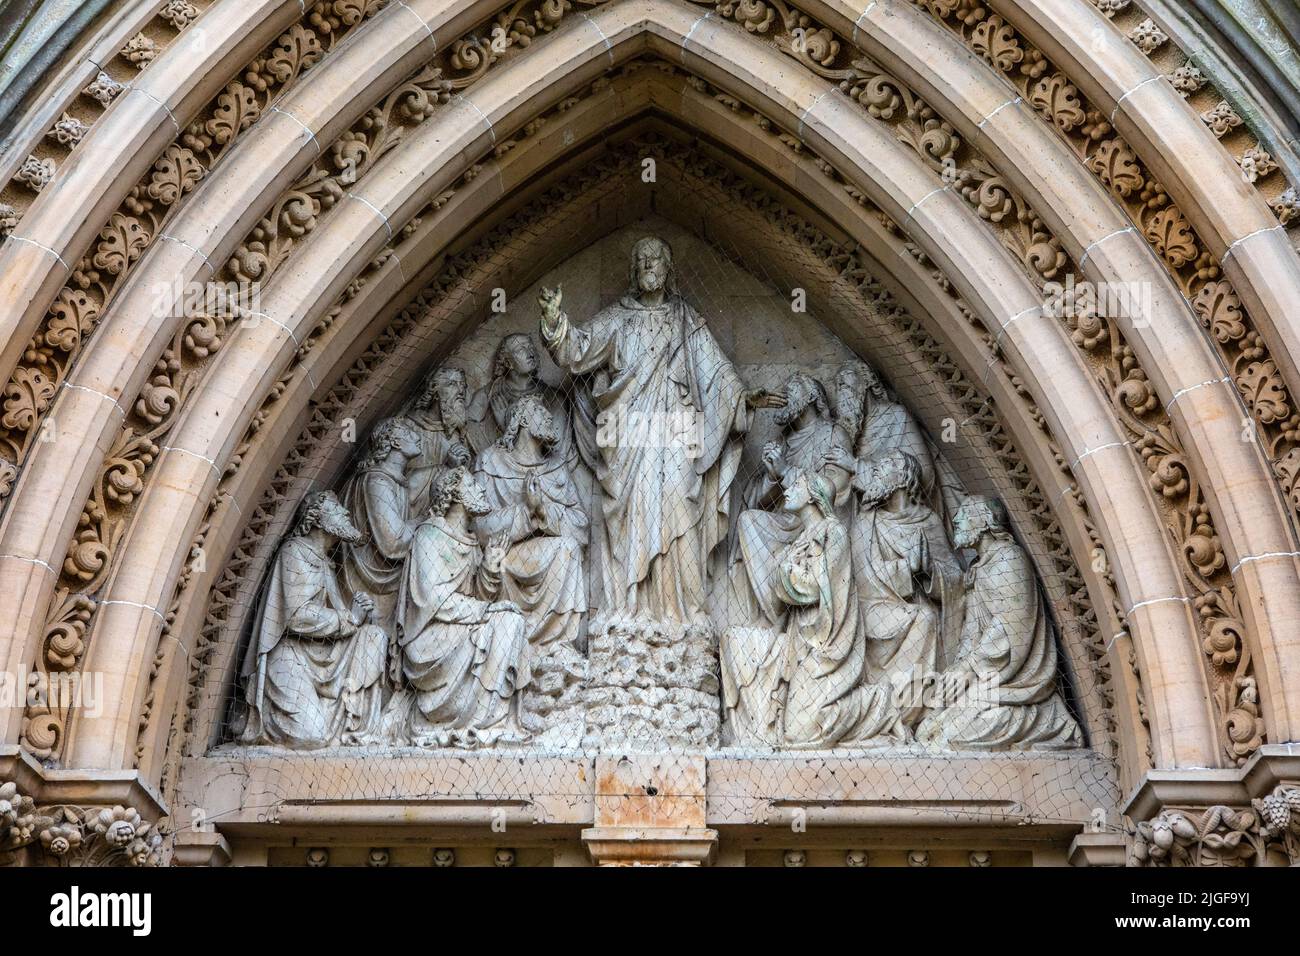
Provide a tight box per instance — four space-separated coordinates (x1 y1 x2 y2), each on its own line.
317 496 363 544
634 246 669 294
460 474 491 517
952 505 990 550
776 377 815 427
835 365 867 421
438 382 469 430
856 467 892 508
528 405 559 448
857 457 907 508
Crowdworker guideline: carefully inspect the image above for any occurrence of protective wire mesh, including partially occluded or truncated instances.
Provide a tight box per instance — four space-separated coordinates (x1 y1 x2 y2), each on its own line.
183 163 1116 865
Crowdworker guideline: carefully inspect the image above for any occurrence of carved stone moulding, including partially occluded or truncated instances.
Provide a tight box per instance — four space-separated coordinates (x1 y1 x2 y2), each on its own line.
43 0 1268 790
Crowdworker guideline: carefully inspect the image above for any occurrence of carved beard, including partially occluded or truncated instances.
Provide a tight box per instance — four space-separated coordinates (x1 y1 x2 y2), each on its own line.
857 476 898 509
530 422 559 450
440 398 468 431
319 509 362 544
463 492 491 518
834 379 865 422
775 396 810 427
953 524 983 551
637 268 664 294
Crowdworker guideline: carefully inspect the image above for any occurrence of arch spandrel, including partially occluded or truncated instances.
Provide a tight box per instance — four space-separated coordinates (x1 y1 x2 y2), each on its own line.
1 0 1298 868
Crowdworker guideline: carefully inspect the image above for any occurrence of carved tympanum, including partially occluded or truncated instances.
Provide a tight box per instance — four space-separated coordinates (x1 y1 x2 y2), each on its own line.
232 235 1080 754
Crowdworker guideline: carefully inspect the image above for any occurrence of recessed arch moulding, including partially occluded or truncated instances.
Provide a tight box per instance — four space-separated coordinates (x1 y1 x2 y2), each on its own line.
0 0 1297 868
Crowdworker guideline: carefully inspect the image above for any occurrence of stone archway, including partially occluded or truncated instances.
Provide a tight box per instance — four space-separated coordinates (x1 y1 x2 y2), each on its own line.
0 0 1297 868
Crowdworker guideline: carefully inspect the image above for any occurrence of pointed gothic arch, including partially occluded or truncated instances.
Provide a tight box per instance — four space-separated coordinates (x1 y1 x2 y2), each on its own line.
1 0 1298 867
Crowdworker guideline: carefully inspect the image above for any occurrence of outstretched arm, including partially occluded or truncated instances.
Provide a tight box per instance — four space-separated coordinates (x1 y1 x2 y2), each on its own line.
538 285 617 374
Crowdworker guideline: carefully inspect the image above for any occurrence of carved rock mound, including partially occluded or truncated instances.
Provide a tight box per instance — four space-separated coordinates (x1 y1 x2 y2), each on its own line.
525 644 588 748
582 619 721 750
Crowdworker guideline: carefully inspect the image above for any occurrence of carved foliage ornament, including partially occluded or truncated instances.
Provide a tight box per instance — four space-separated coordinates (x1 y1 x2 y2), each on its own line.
906 0 1269 766
0 781 162 867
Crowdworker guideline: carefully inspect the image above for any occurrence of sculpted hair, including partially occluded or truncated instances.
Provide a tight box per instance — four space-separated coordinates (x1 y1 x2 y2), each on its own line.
363 417 417 468
788 372 831 419
809 472 835 518
882 450 924 504
492 333 540 383
960 495 1010 538
787 468 835 518
430 466 469 517
417 365 467 410
293 490 336 537
627 235 679 297
498 394 551 449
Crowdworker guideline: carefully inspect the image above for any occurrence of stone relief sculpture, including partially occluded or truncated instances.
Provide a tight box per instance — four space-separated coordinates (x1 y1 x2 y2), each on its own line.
237 491 388 748
827 362 965 666
469 332 595 474
340 417 423 640
233 233 1081 756
384 468 532 748
406 366 474 518
915 497 1082 751
729 372 852 628
473 395 588 654
537 235 783 623
848 450 954 727
722 470 903 748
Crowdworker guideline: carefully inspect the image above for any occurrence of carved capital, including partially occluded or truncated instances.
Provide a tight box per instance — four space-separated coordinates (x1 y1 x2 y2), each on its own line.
1123 746 1300 866
1128 805 1261 867
0 747 168 867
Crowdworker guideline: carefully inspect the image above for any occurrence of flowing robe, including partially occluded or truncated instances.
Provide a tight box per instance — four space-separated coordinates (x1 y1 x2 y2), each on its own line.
916 536 1082 750
853 402 965 667
473 443 588 651
851 496 948 724
722 515 902 748
729 417 850 629
388 517 531 747
239 537 387 747
340 466 413 636
544 295 750 622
